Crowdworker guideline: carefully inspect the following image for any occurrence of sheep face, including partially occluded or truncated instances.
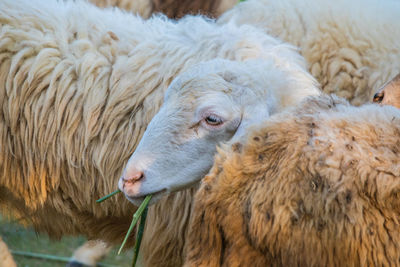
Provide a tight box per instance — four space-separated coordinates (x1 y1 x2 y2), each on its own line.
119 59 319 205
373 73 400 108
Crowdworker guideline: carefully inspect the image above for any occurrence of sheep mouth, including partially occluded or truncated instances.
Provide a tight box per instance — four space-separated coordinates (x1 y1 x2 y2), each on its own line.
126 189 168 206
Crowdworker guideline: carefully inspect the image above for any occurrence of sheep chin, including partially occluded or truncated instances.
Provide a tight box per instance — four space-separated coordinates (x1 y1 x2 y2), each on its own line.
125 189 168 207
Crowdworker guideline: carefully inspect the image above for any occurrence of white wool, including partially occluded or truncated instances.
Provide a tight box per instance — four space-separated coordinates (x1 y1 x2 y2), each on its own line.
219 0 400 105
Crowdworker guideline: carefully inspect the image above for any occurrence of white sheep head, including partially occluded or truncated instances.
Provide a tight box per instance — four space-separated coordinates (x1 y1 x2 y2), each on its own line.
119 58 319 205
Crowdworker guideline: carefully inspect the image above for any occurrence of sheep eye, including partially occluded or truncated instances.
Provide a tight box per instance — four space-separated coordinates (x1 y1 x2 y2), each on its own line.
205 115 223 126
373 91 384 103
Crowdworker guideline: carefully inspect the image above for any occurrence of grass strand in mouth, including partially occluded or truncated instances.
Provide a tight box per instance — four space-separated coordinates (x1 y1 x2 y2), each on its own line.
132 204 148 267
97 189 152 265
96 189 121 203
118 195 153 255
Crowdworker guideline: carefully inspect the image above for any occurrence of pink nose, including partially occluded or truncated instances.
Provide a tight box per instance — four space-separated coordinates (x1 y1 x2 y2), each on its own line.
119 166 145 195
122 170 144 186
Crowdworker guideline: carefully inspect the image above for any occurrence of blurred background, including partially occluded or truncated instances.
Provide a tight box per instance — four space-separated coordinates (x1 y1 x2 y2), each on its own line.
0 216 132 267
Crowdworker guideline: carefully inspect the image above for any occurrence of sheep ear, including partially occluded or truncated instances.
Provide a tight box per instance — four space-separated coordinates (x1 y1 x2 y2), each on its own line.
231 104 271 142
390 73 400 83
217 69 272 142
378 73 400 91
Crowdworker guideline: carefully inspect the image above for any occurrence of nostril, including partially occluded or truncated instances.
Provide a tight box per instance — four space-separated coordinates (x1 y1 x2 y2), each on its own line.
123 172 144 184
373 92 384 103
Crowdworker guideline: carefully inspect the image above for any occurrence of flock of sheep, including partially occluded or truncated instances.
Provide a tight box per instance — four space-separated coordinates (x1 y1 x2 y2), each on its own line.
0 0 399 266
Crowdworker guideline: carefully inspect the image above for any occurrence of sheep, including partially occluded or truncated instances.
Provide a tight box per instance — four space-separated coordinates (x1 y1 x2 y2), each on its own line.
119 58 319 206
218 0 400 106
0 0 319 266
108 57 320 265
0 237 16 267
88 0 237 18
373 73 400 108
184 94 400 266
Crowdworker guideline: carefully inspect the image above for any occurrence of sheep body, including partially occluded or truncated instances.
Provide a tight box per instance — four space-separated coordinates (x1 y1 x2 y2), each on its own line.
0 0 315 266
185 95 400 266
219 0 400 105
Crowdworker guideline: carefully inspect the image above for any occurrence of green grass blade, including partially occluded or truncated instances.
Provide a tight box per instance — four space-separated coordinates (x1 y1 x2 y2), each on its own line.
96 189 121 203
118 195 152 255
132 205 148 267
11 250 71 263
